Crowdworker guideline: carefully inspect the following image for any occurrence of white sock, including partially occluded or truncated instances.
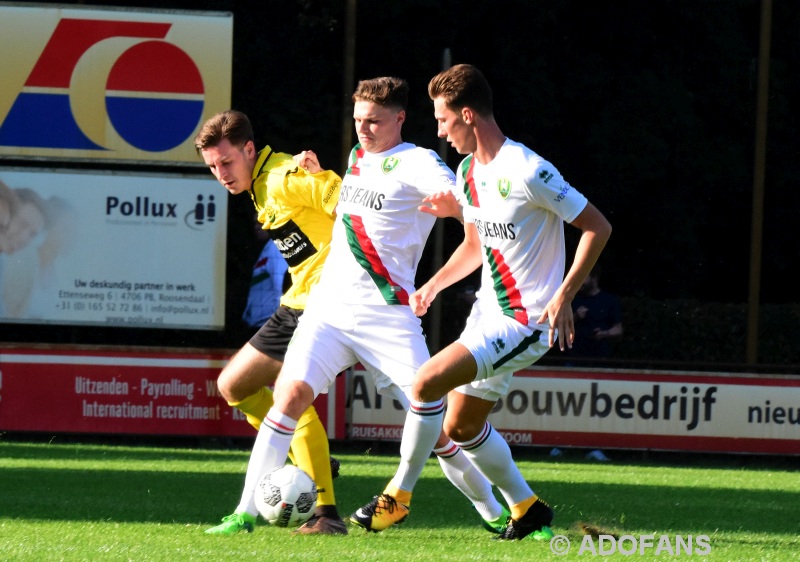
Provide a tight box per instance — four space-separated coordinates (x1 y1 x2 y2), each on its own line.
455 422 534 506
435 439 504 521
390 399 444 494
236 408 297 515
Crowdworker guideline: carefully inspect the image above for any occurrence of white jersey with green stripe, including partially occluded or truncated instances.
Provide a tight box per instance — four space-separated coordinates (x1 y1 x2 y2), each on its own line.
312 142 455 305
458 138 588 328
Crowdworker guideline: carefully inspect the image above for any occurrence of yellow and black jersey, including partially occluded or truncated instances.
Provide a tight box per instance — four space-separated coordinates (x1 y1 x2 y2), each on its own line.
249 146 341 310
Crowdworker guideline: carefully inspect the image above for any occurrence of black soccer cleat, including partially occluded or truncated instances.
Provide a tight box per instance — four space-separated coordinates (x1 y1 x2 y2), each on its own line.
495 498 554 541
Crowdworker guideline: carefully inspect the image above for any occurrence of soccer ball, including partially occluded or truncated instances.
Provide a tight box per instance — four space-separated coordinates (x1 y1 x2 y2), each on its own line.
254 465 318 527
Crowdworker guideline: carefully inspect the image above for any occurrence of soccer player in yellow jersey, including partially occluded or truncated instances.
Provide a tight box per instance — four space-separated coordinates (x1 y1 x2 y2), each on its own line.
195 110 346 535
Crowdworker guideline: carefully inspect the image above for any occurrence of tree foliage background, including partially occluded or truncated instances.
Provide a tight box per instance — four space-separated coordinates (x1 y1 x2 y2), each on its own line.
10 0 800 366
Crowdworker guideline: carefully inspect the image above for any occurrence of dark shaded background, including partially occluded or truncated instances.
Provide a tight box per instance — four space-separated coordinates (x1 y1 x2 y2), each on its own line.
5 0 799 367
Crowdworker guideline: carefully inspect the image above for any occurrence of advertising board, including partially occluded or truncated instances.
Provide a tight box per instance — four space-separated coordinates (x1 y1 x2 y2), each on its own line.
0 167 226 329
0 4 232 164
0 347 347 439
348 367 800 455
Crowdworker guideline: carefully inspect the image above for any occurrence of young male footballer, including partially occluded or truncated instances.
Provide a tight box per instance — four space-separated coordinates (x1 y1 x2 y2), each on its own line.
227 77 512 536
354 64 612 540
196 110 346 535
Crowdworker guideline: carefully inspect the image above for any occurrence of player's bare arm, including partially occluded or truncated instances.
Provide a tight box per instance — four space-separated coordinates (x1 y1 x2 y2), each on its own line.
410 223 482 316
537 202 611 349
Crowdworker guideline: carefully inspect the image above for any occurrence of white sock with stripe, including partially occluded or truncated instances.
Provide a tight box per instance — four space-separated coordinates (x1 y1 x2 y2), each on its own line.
455 422 534 506
435 439 504 521
236 408 297 515
390 399 444 495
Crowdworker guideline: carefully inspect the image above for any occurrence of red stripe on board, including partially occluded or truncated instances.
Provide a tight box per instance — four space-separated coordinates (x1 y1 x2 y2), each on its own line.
508 430 800 455
512 368 800 387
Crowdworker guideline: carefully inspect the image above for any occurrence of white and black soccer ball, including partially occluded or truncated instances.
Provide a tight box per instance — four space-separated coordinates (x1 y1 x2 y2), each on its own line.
254 465 318 527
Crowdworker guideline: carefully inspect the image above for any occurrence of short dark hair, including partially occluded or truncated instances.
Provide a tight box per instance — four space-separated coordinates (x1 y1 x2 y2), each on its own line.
428 64 493 117
194 110 254 154
352 77 409 111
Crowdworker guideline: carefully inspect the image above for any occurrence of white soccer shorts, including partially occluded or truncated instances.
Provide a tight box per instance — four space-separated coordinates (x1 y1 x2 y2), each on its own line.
281 300 428 406
455 306 551 402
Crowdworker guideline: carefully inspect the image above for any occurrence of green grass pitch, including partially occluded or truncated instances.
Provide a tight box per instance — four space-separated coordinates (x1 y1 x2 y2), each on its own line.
1 438 798 561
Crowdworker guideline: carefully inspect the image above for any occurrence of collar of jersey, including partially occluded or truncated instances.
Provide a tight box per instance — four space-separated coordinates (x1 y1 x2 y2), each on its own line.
252 145 275 186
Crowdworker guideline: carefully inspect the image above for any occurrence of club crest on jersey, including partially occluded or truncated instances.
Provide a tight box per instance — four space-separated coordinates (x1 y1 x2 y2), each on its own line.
381 157 400 174
497 178 512 199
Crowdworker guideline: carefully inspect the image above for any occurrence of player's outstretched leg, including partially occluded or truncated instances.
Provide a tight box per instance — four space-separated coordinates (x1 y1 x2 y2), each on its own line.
351 399 443 532
455 422 554 540
224 389 345 536
206 383 269 535
434 439 508 533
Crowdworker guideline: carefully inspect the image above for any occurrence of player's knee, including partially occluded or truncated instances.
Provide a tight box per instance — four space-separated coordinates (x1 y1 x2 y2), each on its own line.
443 418 481 443
412 364 444 402
410 378 426 402
273 379 315 419
215 373 237 402
216 368 248 403
412 379 441 404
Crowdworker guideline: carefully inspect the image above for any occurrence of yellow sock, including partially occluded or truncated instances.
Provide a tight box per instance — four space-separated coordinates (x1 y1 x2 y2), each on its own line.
228 387 303 467
383 482 412 506
228 386 273 431
290 405 336 507
510 494 538 521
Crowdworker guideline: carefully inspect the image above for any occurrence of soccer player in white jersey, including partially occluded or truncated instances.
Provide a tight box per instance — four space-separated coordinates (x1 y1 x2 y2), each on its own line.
353 64 612 540
231 76 510 535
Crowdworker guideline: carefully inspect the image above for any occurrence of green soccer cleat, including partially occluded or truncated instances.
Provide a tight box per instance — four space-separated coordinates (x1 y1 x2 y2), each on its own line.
481 505 511 534
204 512 257 534
350 494 409 532
495 498 554 541
530 525 555 541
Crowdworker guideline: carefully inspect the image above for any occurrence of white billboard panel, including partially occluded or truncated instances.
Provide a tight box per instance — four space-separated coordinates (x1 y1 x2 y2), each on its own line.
0 167 226 329
348 367 800 455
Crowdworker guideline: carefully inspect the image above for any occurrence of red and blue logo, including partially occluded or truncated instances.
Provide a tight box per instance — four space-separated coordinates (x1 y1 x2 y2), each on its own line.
0 8 232 162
